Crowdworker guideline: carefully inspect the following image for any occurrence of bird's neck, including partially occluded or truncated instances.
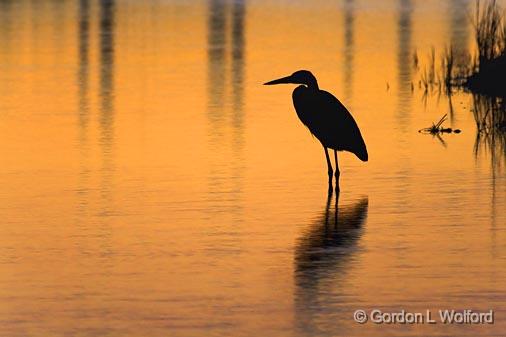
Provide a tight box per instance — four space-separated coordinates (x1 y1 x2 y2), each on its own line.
306 78 319 90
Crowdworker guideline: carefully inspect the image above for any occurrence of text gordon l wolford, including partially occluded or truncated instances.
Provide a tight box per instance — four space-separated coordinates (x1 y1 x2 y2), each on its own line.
353 309 494 324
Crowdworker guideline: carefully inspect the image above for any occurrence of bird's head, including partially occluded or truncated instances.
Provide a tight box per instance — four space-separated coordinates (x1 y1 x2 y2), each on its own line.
264 70 318 89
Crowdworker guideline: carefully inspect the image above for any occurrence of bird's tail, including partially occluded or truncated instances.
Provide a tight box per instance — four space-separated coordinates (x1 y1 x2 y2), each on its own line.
354 141 368 162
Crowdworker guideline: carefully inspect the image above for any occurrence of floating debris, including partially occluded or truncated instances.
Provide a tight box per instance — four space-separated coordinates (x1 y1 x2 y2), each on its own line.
418 114 462 134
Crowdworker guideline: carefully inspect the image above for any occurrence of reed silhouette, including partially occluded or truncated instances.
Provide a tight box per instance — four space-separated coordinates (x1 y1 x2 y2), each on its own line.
465 0 506 96
264 70 368 192
472 94 506 171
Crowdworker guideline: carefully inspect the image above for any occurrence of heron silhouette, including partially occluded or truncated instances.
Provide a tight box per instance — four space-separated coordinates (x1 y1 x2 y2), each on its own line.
264 70 368 192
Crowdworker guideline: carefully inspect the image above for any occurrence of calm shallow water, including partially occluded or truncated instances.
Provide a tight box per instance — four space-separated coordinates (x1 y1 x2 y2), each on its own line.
0 0 505 336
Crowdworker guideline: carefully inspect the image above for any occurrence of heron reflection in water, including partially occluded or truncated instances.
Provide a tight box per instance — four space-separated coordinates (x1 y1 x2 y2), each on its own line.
294 194 368 334
295 194 368 287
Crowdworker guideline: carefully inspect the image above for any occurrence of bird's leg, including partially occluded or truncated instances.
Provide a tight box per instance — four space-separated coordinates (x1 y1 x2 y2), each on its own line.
324 147 333 192
334 150 340 192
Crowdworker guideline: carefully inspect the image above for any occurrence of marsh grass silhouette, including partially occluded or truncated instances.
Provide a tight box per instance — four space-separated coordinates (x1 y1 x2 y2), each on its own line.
418 114 461 135
414 2 506 97
419 47 437 94
413 1 506 160
465 0 506 96
418 114 462 148
416 46 468 98
472 94 506 170
441 45 456 93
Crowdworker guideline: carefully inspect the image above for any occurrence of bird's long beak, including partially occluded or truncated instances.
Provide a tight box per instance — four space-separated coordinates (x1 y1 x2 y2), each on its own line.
263 75 293 85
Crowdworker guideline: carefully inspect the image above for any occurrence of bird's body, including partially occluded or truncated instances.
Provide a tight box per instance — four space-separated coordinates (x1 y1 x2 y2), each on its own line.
264 70 368 192
292 85 368 161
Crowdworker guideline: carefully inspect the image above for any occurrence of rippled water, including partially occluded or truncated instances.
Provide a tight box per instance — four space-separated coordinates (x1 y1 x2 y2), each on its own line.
0 1 505 336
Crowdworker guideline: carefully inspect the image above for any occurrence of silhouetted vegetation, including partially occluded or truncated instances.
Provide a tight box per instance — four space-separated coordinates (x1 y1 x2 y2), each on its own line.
440 45 472 92
418 114 461 134
465 0 506 97
419 47 437 93
465 1 506 168
416 0 506 154
441 46 455 92
472 94 506 169
416 46 467 96
415 1 506 97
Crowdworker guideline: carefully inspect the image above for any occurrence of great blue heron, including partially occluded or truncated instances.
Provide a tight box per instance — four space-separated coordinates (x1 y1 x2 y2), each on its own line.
264 70 368 192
